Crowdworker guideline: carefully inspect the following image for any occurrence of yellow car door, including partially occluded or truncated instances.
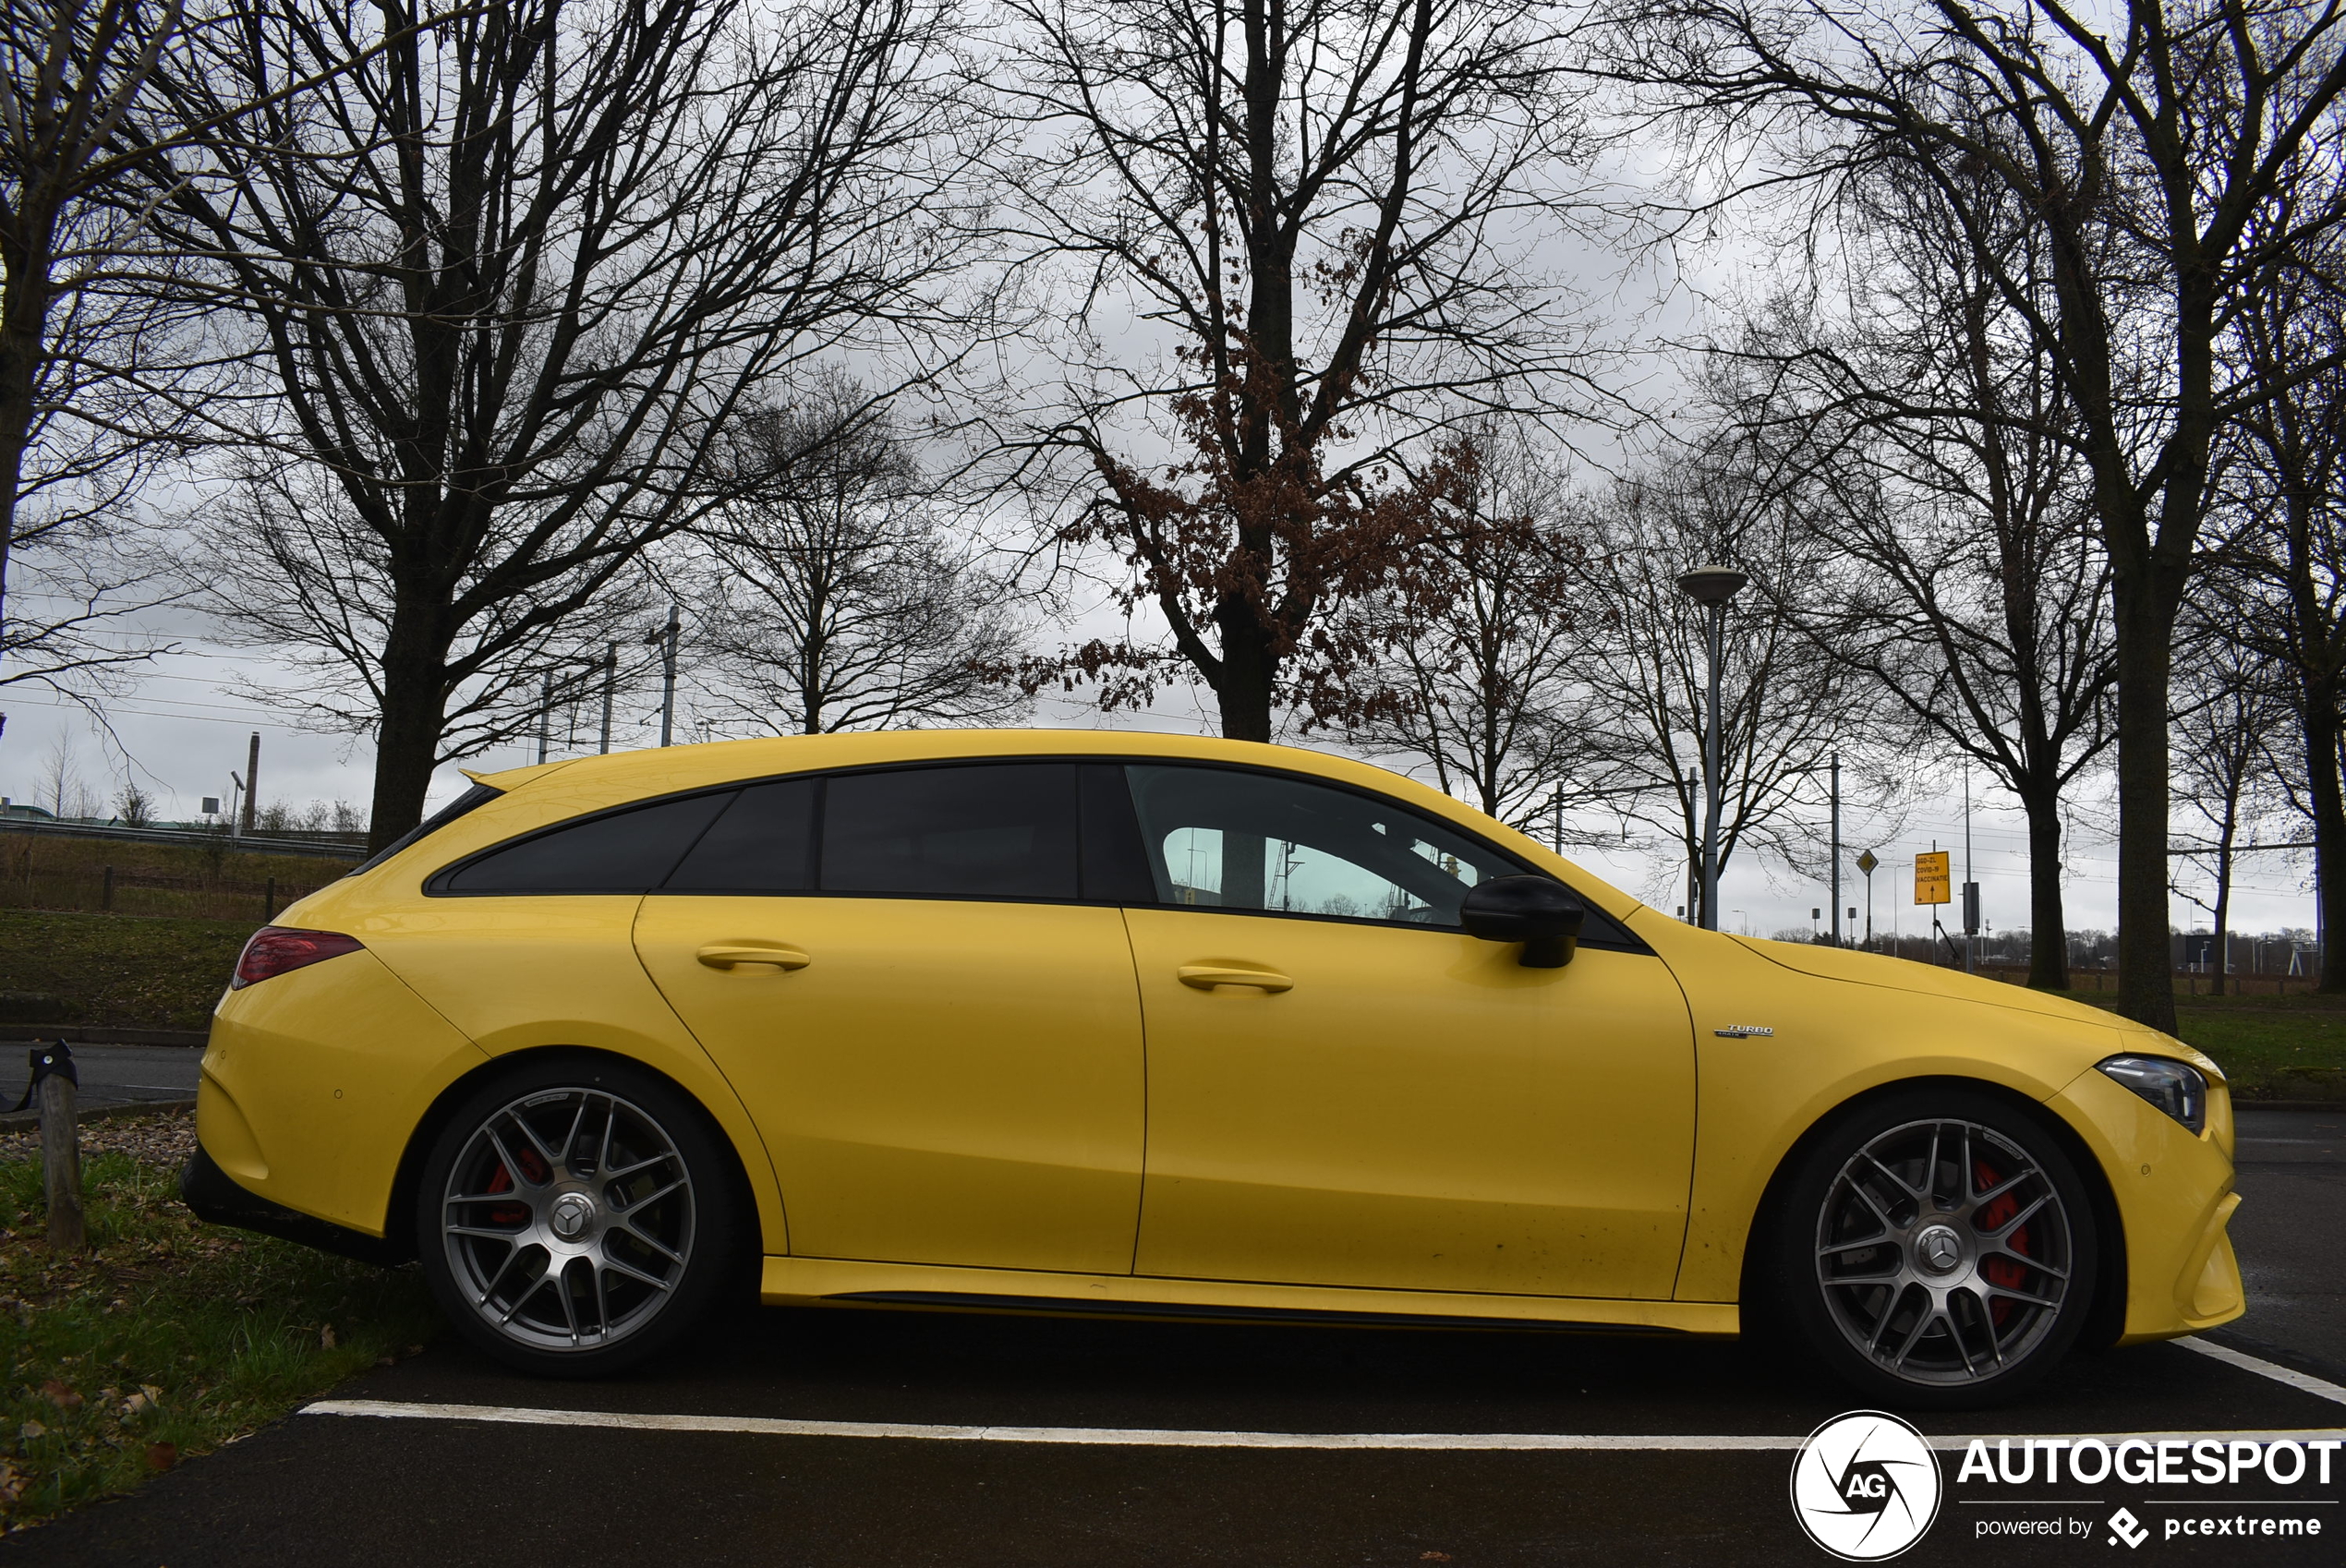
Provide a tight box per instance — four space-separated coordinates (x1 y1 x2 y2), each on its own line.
1117 763 1697 1300
634 762 1147 1275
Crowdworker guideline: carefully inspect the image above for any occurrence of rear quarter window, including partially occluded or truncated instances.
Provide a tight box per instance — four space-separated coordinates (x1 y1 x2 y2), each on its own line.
430 791 735 895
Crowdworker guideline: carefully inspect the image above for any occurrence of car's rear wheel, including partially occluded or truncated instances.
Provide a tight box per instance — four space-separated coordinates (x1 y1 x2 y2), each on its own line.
416 1057 741 1377
1772 1088 2098 1407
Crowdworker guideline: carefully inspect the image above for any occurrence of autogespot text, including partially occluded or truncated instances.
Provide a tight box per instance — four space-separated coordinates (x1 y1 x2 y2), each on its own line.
1958 1436 2340 1488
1960 1437 2338 1545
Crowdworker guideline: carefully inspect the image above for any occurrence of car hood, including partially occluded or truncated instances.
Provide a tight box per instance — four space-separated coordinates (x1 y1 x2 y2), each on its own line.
1726 935 2224 1081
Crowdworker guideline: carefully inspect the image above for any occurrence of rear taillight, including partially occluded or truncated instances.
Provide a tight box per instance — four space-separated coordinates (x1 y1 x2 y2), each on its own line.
232 927 366 990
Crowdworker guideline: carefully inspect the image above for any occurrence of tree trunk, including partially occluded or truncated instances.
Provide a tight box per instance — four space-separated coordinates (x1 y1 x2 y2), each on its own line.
0 235 55 626
368 609 452 850
2110 580 2178 1033
2305 685 2346 993
2020 784 2070 991
1213 594 1278 743
2211 838 2233 1000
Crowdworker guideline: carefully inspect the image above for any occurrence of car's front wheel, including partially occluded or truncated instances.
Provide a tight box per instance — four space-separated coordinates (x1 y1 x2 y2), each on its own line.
1772 1088 2099 1407
415 1057 742 1377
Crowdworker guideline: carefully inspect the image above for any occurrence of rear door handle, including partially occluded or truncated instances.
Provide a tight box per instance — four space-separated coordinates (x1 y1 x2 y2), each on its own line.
696 943 811 971
1179 964 1293 993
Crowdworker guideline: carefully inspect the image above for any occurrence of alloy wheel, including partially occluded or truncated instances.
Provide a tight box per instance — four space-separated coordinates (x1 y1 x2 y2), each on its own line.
1812 1116 2074 1387
438 1087 697 1354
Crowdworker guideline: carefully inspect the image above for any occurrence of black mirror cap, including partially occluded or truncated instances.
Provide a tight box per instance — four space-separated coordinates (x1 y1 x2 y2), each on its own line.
1459 875 1586 968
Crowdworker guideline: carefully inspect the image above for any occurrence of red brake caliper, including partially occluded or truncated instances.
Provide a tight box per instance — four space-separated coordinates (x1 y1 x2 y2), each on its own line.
484 1145 549 1228
1974 1157 2028 1323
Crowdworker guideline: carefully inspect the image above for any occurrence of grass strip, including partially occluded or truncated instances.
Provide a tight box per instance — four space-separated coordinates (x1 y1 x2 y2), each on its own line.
2054 988 2346 1100
0 1112 438 1531
0 910 251 1032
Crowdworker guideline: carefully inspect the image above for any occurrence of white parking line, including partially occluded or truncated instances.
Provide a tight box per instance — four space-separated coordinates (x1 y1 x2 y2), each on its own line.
2179 1336 2346 1407
301 1400 2346 1451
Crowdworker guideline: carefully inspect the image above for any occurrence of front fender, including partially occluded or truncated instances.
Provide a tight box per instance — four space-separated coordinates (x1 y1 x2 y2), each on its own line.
1642 923 2135 1302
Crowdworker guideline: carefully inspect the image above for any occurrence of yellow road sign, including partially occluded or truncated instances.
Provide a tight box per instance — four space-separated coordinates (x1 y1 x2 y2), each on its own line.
1915 850 1951 905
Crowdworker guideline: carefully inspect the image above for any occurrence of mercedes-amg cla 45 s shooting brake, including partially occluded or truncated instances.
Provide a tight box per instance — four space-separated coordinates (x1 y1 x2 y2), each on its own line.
182 730 2243 1406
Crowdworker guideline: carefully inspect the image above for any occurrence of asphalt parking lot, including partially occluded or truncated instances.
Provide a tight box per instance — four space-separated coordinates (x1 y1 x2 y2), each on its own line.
0 1043 199 1117
7 1108 2341 1566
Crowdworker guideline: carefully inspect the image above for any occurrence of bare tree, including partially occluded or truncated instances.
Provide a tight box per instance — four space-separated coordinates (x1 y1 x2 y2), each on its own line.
2170 633 2294 995
35 726 95 816
1577 433 1880 923
159 0 973 846
991 0 1614 742
2207 219 2346 989
690 384 1028 734
1344 428 1605 830
1716 149 2118 990
0 0 212 693
1602 0 2346 1029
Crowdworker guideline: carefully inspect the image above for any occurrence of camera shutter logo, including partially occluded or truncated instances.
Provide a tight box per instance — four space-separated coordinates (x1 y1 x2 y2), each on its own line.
1789 1410 1943 1561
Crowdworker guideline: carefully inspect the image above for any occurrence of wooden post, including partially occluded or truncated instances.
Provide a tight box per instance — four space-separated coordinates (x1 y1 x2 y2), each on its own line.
39 1062 85 1254
102 864 115 911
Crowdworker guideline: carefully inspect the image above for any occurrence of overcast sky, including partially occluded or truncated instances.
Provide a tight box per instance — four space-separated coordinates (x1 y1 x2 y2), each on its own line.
0 604 2317 958
0 62 2316 961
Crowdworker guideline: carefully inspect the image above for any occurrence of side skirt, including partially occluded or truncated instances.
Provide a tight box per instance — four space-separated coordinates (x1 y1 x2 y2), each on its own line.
762 1257 1739 1336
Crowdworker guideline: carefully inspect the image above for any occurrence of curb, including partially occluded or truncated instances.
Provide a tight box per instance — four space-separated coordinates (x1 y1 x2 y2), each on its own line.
2231 1100 2346 1112
0 1096 196 1134
0 1027 209 1048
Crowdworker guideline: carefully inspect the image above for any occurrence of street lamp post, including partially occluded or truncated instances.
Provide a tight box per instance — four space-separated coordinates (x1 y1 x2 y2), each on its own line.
1677 563 1748 931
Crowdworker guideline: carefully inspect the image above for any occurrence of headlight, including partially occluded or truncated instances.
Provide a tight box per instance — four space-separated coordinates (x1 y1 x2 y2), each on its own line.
2097 1055 2207 1135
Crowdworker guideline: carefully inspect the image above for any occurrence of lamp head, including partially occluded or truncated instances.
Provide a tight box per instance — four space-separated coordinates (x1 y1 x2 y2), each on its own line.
1676 563 1748 605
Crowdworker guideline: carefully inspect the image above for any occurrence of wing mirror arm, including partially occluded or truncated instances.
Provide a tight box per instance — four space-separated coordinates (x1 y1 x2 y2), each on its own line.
1518 930 1581 970
1458 876 1587 969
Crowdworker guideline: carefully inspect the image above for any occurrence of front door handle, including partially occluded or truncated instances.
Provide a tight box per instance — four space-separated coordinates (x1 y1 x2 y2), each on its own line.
696 942 811 971
1179 963 1293 993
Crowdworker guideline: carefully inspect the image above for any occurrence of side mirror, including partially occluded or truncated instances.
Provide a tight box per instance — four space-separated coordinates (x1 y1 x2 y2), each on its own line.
1459 876 1586 969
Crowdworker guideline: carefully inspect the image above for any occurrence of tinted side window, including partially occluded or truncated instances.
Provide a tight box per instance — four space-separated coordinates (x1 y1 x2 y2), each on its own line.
357 782 501 875
665 779 816 892
437 792 734 895
1124 765 1517 927
821 764 1078 900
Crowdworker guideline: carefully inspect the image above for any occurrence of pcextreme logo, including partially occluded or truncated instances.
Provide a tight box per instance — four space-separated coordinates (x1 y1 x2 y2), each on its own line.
1790 1410 1945 1561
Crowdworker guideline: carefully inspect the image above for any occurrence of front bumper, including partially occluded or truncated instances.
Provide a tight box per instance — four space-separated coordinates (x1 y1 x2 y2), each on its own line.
180 1144 399 1266
2046 1064 2244 1342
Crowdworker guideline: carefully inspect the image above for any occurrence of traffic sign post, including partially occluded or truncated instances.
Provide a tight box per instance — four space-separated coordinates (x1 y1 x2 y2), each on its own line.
1856 849 1878 950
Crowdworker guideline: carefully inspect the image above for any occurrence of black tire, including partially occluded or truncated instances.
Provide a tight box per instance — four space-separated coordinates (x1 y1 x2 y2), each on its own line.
1769 1085 2100 1409
414 1055 744 1378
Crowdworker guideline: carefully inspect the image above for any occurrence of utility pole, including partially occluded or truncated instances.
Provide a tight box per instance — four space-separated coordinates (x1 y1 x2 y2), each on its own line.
1829 750 1842 947
656 605 681 747
536 675 553 765
1962 765 1977 974
1686 769 1699 923
238 732 260 838
599 643 619 754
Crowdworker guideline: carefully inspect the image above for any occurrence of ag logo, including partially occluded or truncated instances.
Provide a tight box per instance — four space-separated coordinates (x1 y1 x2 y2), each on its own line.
1789 1410 1943 1561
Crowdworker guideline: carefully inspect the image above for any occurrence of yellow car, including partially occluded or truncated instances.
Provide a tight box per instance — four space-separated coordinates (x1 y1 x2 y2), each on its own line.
181 731 2242 1405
